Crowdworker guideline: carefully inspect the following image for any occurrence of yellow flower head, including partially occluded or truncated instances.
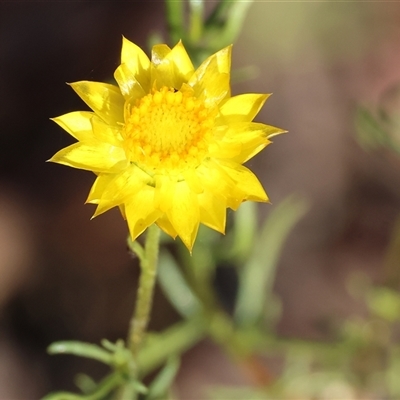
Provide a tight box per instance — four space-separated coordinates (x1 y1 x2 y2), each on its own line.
50 38 285 251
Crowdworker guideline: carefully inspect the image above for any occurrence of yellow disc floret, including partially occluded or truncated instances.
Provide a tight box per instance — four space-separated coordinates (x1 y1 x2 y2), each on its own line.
123 86 214 175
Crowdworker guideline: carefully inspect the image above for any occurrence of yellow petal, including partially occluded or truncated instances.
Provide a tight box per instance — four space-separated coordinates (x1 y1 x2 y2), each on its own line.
222 122 276 141
119 204 127 220
188 46 232 106
214 45 232 74
151 44 171 88
182 169 204 194
189 61 230 107
226 196 242 211
91 115 123 145
114 63 147 100
197 45 232 75
231 124 286 163
70 81 124 126
125 186 162 241
209 140 243 159
213 122 285 163
196 159 235 199
168 41 195 79
86 173 115 204
93 165 151 215
198 192 226 234
156 214 178 238
232 141 269 164
49 142 127 173
219 93 270 123
154 175 176 212
121 36 151 92
166 181 200 251
197 159 266 210
51 111 94 141
92 199 119 217
179 82 195 96
151 44 171 65
150 41 195 90
217 160 269 205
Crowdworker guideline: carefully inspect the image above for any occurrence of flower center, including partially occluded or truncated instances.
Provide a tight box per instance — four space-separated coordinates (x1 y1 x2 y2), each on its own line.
123 86 214 175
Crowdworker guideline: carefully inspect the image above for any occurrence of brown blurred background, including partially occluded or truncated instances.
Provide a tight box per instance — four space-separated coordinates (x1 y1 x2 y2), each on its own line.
1 1 400 398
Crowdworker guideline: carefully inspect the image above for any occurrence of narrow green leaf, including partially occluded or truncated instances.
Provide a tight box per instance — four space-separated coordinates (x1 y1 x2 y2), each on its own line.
47 341 112 365
138 317 206 377
74 374 96 394
158 251 202 318
146 356 180 399
43 373 122 400
42 392 84 400
226 201 257 263
234 194 309 327
100 339 118 352
135 381 149 394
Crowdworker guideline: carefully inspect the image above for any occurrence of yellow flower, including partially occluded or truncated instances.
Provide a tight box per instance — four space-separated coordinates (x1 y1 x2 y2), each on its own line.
50 38 285 251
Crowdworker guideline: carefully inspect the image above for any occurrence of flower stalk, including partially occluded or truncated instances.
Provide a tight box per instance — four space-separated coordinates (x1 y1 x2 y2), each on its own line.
128 224 161 357
117 224 160 399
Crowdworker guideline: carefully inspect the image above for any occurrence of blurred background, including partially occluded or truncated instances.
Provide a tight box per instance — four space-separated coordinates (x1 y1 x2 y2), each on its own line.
1 1 400 398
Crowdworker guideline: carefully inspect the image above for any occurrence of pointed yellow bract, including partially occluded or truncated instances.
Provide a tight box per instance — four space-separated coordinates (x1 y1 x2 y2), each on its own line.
50 38 285 251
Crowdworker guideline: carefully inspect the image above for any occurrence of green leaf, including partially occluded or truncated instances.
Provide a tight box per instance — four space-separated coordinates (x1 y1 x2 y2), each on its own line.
234 194 309 327
74 374 96 394
158 251 202 318
47 341 112 365
43 373 122 400
146 356 180 399
100 339 120 352
226 201 257 263
99 339 132 370
42 392 85 400
138 317 206 377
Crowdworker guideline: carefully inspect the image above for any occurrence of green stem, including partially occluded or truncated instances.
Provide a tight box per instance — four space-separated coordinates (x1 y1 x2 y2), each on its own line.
120 224 160 400
128 224 161 356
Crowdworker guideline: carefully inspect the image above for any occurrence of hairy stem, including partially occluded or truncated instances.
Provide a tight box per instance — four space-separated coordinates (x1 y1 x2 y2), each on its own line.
128 224 161 356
